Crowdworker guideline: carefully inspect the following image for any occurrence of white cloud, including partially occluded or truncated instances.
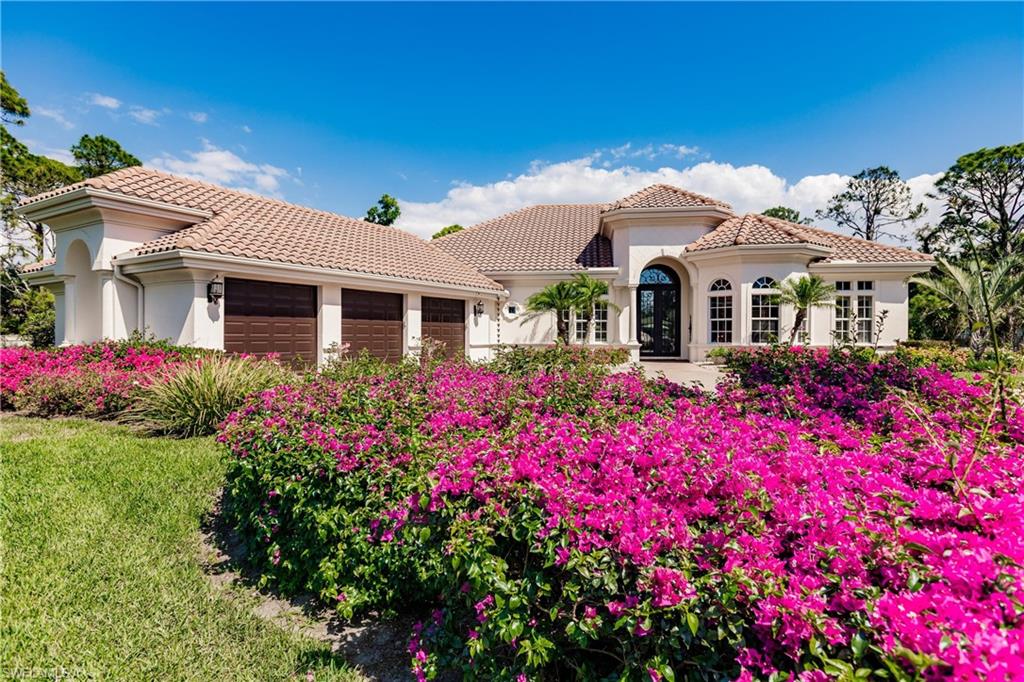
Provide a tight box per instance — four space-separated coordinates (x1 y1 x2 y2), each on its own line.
23 139 75 165
35 107 74 130
396 149 941 243
128 106 161 125
241 125 252 134
88 93 121 109
188 111 208 123
148 140 290 196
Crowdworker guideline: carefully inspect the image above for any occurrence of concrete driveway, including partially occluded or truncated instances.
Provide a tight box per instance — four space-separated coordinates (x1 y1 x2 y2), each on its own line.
636 361 724 391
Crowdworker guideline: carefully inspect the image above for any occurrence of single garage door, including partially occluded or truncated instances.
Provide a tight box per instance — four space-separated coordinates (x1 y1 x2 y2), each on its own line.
341 289 403 361
224 278 317 365
421 297 465 358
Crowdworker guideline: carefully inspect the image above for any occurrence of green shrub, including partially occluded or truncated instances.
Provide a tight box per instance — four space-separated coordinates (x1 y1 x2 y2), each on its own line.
316 348 421 383
126 356 295 437
487 344 629 377
894 343 972 372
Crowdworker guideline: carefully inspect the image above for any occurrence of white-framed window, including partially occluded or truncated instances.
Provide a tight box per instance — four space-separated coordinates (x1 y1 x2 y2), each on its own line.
594 302 608 343
560 309 572 339
504 302 521 318
835 292 853 343
856 283 875 343
708 279 733 344
575 312 588 342
750 276 779 344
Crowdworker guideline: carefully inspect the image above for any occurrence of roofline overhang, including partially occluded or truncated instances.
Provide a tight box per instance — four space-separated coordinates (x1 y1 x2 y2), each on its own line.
808 260 935 276
682 243 834 261
114 249 507 298
599 206 734 235
20 264 59 285
17 187 213 225
481 267 620 281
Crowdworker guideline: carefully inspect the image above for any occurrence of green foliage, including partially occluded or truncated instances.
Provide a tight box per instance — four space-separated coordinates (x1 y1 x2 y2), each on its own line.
1 70 30 124
908 255 1024 357
894 343 971 373
0 417 356 680
777 275 835 344
487 344 629 377
522 280 579 343
1 74 137 267
3 286 55 347
909 284 960 341
521 274 619 344
432 224 464 239
761 206 811 224
126 356 295 437
71 133 141 178
364 193 401 226
923 143 1024 260
317 347 421 383
816 166 925 241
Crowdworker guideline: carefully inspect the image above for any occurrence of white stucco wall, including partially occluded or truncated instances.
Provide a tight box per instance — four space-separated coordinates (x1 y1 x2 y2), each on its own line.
131 271 222 350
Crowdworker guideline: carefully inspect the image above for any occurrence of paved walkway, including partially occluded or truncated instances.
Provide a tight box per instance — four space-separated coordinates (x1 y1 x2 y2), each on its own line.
637 361 724 391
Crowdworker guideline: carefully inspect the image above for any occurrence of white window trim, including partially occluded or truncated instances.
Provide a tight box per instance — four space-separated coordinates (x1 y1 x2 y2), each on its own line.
749 277 780 345
708 279 734 345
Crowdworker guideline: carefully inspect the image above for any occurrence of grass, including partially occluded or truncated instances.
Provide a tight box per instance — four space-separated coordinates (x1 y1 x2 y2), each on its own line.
0 416 357 681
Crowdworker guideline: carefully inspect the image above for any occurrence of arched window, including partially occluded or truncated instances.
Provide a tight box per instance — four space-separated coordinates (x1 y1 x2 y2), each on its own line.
708 279 733 343
750 276 779 344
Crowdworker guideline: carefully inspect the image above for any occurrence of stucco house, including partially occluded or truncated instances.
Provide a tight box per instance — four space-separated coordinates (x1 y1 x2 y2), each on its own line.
19 167 934 364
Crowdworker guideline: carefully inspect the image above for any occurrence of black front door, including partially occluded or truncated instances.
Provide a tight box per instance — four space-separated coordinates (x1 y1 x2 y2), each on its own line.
637 265 680 357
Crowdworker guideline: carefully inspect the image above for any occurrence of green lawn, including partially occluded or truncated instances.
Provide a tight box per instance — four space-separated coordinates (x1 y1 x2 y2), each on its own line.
0 416 357 681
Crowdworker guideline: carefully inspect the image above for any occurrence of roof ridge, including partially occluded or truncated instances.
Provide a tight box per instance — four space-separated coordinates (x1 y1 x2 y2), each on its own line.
436 202 610 242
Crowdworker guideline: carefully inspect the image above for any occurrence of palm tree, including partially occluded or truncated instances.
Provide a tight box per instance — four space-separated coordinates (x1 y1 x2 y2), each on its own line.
909 255 1024 357
778 275 836 345
569 273 621 345
522 280 579 343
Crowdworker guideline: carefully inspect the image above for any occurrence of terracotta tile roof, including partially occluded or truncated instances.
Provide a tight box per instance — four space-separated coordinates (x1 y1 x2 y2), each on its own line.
687 213 934 263
606 184 733 211
22 168 502 292
19 258 56 273
433 203 614 272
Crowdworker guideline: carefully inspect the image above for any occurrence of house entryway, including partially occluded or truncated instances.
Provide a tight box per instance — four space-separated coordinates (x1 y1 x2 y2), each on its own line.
637 265 681 358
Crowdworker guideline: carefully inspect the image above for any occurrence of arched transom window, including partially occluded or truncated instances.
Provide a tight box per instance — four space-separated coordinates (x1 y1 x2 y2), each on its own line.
708 279 733 343
750 276 779 344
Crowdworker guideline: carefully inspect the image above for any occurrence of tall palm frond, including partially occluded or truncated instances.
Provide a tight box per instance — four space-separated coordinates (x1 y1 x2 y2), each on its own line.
909 255 1024 356
777 275 835 345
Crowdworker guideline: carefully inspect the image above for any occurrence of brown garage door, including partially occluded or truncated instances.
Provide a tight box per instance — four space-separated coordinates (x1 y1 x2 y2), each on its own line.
422 297 465 358
224 278 317 365
342 289 403 362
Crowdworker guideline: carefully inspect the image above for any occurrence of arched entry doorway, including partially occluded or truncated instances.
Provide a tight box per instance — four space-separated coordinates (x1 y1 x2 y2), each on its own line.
637 264 680 357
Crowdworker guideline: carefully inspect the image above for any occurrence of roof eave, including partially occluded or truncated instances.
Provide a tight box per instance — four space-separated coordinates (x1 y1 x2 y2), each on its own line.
115 248 506 297
17 187 212 224
683 243 833 261
808 260 935 275
481 267 621 281
599 206 734 235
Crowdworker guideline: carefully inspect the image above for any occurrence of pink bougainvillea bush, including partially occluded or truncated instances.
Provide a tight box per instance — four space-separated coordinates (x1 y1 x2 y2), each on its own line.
220 349 1024 681
0 340 194 417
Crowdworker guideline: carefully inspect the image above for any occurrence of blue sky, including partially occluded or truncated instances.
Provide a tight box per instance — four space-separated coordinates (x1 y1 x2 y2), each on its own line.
3 2 1022 237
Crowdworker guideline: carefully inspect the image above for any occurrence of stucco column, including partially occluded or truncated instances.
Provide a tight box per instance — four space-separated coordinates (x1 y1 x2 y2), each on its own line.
627 284 638 344
60 275 77 345
319 285 342 365
406 293 422 356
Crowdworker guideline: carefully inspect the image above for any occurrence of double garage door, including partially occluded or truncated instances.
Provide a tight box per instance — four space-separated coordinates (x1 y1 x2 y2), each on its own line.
341 290 465 360
224 278 465 364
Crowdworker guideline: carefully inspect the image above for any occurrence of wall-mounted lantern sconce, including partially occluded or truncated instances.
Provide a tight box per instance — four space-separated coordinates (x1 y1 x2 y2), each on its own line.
472 300 485 319
207 279 224 304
